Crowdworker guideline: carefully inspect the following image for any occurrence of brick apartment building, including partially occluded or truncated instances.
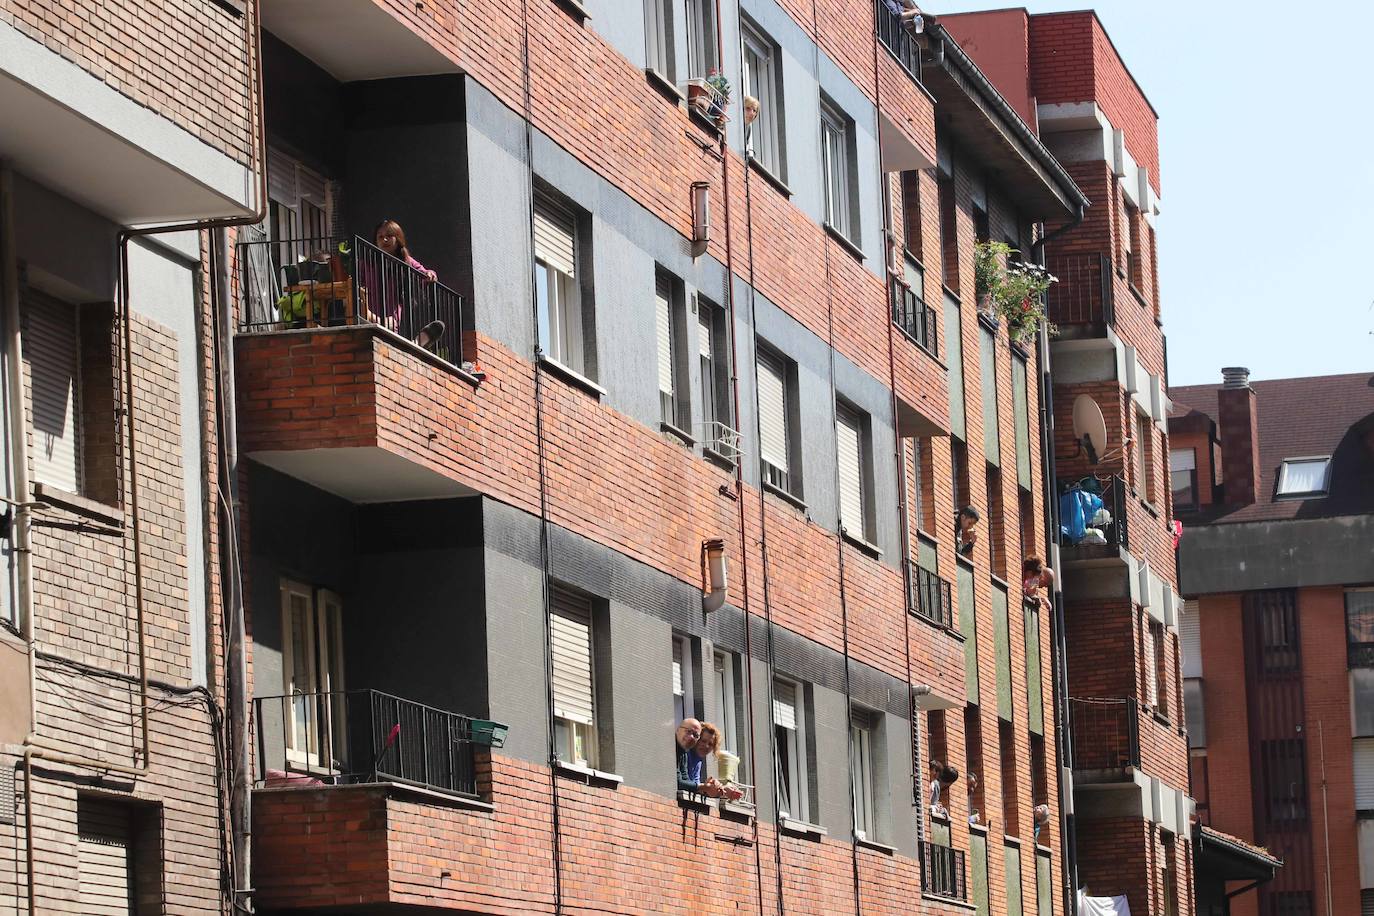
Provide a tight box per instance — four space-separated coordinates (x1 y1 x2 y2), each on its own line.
944 9 1199 915
1172 369 1374 916
0 0 259 912
231 0 1099 912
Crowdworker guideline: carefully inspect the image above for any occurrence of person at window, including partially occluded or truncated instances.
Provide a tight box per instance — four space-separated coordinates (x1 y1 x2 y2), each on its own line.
1033 804 1050 843
371 219 445 349
676 718 726 798
1022 555 1056 610
966 772 980 826
928 760 958 817
956 506 980 557
694 722 744 802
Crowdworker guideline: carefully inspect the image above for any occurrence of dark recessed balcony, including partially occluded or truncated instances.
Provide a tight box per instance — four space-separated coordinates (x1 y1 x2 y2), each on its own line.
1057 473 1129 564
919 840 968 902
1045 252 1114 339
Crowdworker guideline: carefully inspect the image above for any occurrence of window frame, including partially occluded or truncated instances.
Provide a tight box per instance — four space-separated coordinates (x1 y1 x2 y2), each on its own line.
672 633 695 724
534 189 592 377
644 0 676 82
280 579 346 773
655 269 689 431
757 345 800 498
551 588 600 769
712 650 745 782
850 710 877 841
836 401 873 543
741 21 784 179
683 0 718 80
1276 456 1332 498
1134 411 1152 501
1346 588 1374 668
772 676 810 822
1170 447 1198 510
697 296 733 454
819 96 856 242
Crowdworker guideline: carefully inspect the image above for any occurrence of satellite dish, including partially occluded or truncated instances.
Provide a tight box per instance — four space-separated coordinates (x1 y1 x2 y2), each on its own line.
1072 395 1108 465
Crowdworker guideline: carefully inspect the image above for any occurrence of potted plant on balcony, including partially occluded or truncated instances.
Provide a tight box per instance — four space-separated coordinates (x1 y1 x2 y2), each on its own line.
688 69 732 128
973 239 1010 319
973 240 1058 344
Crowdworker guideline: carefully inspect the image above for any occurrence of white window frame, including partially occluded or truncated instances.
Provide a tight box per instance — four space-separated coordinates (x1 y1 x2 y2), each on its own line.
280 579 346 773
534 192 586 374
741 22 782 177
1143 618 1160 711
850 712 876 840
698 300 721 435
673 633 695 723
1276 456 1332 498
820 98 853 240
684 0 718 80
551 589 599 769
773 676 810 821
836 403 869 541
1170 447 1197 508
1134 411 1151 498
644 0 675 81
712 650 743 781
657 271 686 429
757 347 794 495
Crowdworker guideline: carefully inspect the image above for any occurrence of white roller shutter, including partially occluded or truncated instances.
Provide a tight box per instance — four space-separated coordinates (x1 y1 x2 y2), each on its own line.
672 638 684 697
1143 624 1158 708
656 275 674 398
772 679 797 730
78 800 133 916
699 309 713 360
836 407 864 536
534 194 577 278
758 351 788 472
1357 738 1374 812
551 590 595 726
1180 600 1202 679
24 291 82 493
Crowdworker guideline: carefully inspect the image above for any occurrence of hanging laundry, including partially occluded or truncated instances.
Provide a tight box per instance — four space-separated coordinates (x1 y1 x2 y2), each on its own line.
1077 889 1131 916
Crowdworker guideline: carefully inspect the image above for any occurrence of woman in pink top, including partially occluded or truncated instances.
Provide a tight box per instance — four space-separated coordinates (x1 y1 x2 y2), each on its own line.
1022 555 1056 611
371 219 444 348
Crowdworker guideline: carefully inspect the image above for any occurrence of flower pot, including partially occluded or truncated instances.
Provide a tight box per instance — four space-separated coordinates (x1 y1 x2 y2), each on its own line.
687 80 713 114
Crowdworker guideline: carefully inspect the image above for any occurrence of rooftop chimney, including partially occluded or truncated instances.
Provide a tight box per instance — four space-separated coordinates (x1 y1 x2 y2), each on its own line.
1216 367 1260 506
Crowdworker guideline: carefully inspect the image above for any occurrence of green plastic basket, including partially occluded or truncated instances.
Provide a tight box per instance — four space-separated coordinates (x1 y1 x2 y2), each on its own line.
471 719 509 748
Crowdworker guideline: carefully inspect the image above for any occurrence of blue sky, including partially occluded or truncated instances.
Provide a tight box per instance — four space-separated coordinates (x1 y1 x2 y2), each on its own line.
934 0 1374 386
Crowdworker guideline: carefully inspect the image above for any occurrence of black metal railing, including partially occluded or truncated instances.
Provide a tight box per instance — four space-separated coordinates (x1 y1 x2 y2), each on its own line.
874 0 921 80
1069 696 1140 771
253 689 483 798
236 234 465 368
1044 252 1113 328
909 563 954 629
920 841 968 901
892 282 938 357
1058 474 1129 552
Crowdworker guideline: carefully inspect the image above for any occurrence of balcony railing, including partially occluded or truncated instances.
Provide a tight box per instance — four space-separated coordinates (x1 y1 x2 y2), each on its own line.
892 282 938 358
1058 474 1129 553
236 233 465 369
1069 697 1140 771
1044 252 1113 328
920 841 968 901
253 689 491 798
874 0 921 80
909 563 954 629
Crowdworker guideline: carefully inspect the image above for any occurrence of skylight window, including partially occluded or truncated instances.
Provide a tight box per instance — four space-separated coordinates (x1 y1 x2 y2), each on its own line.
1276 457 1331 497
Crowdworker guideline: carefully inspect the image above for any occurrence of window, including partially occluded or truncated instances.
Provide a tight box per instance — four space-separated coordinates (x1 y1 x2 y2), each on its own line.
964 706 985 823
741 22 783 178
712 651 745 781
534 189 592 376
819 97 856 242
945 294 965 437
644 0 676 81
684 0 718 79
266 146 335 252
999 719 1019 836
850 710 877 840
757 347 798 497
1259 738 1307 822
1017 490 1035 564
938 176 959 292
1146 619 1168 717
911 438 936 535
279 580 345 772
1125 203 1142 289
1170 448 1197 510
773 677 810 821
698 297 732 454
973 205 990 244
1134 413 1152 501
1277 457 1331 497
836 403 872 542
951 438 971 523
672 634 695 722
551 588 598 768
656 270 688 430
985 466 1006 577
1161 834 1178 916
1011 354 1031 488
78 797 159 915
1349 590 1374 668
979 325 999 467
1030 733 1047 809
901 170 922 258
1024 597 1044 735
1355 738 1374 812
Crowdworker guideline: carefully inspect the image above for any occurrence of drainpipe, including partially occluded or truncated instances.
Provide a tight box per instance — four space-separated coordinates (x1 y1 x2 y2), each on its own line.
1031 205 1084 916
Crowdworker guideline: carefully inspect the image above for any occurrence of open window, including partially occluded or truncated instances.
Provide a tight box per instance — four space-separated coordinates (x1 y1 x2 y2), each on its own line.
773 677 811 821
551 588 599 768
534 188 595 378
850 708 878 841
280 579 346 773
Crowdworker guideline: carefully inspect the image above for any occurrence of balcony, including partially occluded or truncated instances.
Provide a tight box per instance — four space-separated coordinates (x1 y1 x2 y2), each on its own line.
1057 474 1129 563
253 689 501 798
892 281 939 358
261 0 457 83
1045 252 1114 338
1069 696 1140 773
909 563 954 630
920 840 968 901
875 0 922 81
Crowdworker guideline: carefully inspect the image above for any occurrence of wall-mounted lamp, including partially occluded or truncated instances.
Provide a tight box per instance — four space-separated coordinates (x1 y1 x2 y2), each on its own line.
702 538 727 612
691 181 711 257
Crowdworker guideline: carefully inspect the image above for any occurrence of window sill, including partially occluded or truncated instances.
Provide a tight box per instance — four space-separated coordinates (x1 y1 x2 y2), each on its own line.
921 893 976 911
1128 283 1150 310
33 483 124 528
721 800 756 821
539 355 606 399
976 310 1001 334
661 421 696 446
645 68 686 104
762 481 807 513
703 446 738 471
824 223 865 263
855 836 896 855
942 283 961 304
841 530 882 559
968 822 989 836
1010 339 1032 360
989 572 1011 592
553 0 591 21
1003 834 1023 847
1152 710 1172 728
910 611 964 642
554 760 622 787
779 817 826 839
1036 843 1053 855
1139 498 1160 518
688 105 727 138
746 156 792 198
677 790 716 812
955 553 975 572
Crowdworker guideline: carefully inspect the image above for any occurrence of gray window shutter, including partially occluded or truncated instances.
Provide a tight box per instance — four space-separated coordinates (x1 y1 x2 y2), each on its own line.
757 351 788 473
1356 738 1374 811
534 195 577 278
78 800 133 915
836 407 864 536
656 275 674 399
551 589 595 726
24 291 82 493
772 679 797 730
1180 601 1202 679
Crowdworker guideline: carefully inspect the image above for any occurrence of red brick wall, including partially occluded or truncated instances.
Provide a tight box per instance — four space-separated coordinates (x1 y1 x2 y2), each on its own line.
939 10 1037 128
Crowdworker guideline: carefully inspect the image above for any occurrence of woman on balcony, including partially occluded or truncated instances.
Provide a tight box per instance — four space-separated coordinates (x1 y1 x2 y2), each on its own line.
370 219 445 349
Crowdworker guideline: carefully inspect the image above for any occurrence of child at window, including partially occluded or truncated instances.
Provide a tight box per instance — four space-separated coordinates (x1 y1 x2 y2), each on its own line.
370 219 445 349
